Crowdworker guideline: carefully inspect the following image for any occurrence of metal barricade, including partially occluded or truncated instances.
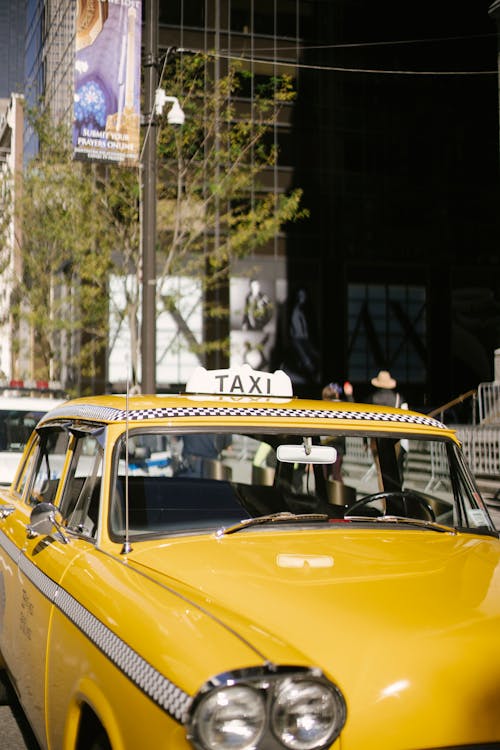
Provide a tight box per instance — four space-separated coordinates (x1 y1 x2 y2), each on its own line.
344 437 376 484
345 437 372 465
425 442 449 492
455 425 500 478
478 382 500 425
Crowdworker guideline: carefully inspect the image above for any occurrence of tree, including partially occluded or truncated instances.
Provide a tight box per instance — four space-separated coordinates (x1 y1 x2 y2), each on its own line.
152 52 306 369
0 53 305 393
4 110 129 393
108 52 305 385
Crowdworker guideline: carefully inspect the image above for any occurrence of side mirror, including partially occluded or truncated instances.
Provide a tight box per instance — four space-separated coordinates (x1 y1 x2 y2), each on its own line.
27 502 67 543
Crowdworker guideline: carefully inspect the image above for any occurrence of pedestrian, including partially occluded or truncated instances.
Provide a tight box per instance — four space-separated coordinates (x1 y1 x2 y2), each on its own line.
369 370 408 475
179 433 232 477
322 381 354 481
322 381 354 402
370 370 407 409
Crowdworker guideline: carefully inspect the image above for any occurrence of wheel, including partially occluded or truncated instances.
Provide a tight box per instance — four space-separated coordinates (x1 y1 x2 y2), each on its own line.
346 491 436 521
88 731 112 750
0 670 10 705
77 704 113 750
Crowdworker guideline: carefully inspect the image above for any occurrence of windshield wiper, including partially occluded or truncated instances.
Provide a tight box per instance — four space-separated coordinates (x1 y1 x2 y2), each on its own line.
343 514 455 533
216 511 329 536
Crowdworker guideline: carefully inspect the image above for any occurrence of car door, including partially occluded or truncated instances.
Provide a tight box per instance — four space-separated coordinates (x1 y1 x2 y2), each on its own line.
0 431 40 673
0 425 73 745
0 424 94 749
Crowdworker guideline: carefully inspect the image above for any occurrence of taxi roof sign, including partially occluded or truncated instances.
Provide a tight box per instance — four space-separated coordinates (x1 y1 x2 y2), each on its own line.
185 365 293 398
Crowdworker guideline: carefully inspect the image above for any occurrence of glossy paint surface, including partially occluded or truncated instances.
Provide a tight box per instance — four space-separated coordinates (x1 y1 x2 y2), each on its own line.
0 390 498 749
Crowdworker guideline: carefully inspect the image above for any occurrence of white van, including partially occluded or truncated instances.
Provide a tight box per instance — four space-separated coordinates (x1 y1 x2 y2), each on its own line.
0 395 65 485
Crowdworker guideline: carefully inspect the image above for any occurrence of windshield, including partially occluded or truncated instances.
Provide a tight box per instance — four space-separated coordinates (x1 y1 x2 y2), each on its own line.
108 430 494 539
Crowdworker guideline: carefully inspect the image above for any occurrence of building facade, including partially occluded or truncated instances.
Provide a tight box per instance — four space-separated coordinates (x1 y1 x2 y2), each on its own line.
299 0 500 409
0 94 25 379
3 0 500 410
0 1 26 99
156 0 500 411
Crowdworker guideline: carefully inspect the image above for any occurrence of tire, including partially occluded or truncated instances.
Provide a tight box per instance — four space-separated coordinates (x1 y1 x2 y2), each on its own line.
0 671 11 705
88 731 112 750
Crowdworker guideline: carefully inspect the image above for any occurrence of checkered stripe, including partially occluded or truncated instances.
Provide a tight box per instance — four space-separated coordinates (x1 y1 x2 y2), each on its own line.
1 535 192 723
55 588 191 721
19 552 59 601
41 404 122 423
43 403 446 429
0 529 20 567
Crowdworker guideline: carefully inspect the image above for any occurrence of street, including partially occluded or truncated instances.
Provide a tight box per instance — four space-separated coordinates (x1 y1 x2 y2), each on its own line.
0 706 39 750
0 674 39 750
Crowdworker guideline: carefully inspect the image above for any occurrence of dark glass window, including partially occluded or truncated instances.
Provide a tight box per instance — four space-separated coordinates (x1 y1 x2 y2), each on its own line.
230 0 304 38
234 72 279 99
347 284 427 385
159 0 205 27
230 0 251 33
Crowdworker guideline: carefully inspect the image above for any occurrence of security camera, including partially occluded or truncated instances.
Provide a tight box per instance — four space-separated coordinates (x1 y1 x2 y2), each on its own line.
154 89 185 125
167 100 185 126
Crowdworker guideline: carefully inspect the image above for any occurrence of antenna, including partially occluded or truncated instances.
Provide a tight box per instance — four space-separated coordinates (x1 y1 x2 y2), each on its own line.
121 373 133 555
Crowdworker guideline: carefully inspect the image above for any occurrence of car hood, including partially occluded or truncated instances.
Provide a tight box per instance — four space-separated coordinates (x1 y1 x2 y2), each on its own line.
130 526 500 748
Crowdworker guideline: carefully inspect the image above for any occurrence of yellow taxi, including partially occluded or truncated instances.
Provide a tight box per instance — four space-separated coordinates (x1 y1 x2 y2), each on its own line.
0 364 499 750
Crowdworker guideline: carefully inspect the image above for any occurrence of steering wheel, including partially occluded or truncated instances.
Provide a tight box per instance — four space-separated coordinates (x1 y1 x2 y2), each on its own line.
346 491 436 521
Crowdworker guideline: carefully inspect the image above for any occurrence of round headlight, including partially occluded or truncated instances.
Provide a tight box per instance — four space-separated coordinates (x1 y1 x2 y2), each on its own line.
192 685 266 750
271 679 346 750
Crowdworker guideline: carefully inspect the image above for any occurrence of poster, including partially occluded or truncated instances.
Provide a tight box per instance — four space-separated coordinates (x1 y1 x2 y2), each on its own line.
73 0 142 165
230 260 287 373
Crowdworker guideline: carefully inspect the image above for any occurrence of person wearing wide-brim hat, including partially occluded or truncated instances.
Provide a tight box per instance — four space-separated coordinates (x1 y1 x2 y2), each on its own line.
369 371 408 480
370 370 405 408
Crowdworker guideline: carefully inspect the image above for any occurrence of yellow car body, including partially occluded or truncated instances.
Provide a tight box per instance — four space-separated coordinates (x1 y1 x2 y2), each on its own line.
0 365 499 750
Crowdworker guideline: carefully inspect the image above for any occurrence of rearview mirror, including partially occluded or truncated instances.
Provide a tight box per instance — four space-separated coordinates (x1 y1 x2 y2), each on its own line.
277 444 337 465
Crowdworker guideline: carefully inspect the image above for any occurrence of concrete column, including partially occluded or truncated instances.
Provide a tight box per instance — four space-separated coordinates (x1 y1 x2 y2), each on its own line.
495 348 500 382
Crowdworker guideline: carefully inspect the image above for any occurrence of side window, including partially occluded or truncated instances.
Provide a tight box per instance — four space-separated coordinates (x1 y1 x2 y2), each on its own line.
26 427 70 507
15 440 39 499
59 432 104 538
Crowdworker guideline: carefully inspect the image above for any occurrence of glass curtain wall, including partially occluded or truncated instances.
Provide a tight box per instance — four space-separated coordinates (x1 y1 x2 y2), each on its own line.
156 0 311 382
159 0 308 262
43 0 76 127
0 0 26 98
25 0 75 156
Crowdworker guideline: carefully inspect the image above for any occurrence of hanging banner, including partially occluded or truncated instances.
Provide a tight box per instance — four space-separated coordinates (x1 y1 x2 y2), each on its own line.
73 0 142 165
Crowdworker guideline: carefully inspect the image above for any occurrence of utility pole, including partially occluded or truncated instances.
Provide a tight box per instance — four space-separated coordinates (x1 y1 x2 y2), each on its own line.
141 0 158 394
204 0 229 370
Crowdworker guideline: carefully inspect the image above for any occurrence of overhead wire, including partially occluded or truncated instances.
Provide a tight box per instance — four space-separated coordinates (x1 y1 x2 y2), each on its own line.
175 29 498 76
176 47 497 76
223 53 496 75
219 32 498 54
